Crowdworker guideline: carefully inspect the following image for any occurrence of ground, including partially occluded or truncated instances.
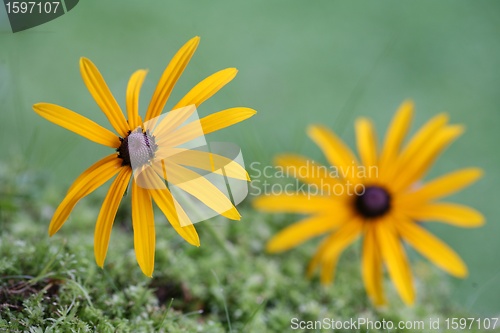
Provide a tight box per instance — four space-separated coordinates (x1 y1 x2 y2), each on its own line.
0 162 493 333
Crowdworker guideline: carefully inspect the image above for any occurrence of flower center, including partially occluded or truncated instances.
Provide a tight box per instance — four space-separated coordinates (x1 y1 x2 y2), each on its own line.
117 129 158 168
354 186 391 218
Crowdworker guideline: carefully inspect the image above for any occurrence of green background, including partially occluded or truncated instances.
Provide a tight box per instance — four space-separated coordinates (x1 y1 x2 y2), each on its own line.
1 0 499 317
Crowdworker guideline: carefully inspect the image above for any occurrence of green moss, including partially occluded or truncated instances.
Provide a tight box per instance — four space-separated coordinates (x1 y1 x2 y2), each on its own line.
0 164 495 332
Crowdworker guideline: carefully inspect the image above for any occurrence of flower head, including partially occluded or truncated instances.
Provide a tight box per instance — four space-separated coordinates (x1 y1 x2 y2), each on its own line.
254 101 483 305
34 37 256 277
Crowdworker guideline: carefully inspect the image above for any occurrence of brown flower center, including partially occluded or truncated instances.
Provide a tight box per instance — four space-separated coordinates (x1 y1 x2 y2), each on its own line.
117 129 157 168
354 186 391 218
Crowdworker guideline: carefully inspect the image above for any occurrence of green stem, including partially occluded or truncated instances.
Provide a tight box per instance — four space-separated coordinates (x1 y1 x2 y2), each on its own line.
203 221 236 262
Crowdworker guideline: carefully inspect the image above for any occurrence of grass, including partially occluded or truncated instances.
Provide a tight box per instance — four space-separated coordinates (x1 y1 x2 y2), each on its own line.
0 161 497 332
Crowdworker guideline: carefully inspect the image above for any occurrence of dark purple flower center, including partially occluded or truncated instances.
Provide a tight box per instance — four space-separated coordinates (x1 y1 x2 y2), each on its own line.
354 186 391 218
117 129 157 168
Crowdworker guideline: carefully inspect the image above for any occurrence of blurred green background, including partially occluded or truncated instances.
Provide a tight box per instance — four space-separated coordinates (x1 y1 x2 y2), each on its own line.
1 0 499 316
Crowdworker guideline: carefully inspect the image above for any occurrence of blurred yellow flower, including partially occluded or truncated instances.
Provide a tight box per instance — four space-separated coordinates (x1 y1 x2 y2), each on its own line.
34 36 256 277
254 101 483 305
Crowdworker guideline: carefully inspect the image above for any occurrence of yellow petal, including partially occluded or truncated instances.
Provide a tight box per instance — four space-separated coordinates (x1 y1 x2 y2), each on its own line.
318 219 362 284
382 113 448 185
66 155 118 193
151 105 197 143
375 219 415 305
404 202 484 227
33 103 120 148
355 117 378 170
305 218 360 279
274 154 339 189
143 169 200 246
200 107 257 135
307 125 360 183
80 58 129 137
378 100 414 175
306 235 332 279
253 195 338 214
173 68 238 110
397 168 483 204
145 37 200 121
150 189 201 246
393 125 464 192
319 255 339 287
161 163 240 220
362 224 386 306
266 210 351 253
394 113 448 171
160 108 257 147
304 219 361 284
396 217 468 277
159 148 249 181
132 181 156 277
49 155 122 236
126 69 148 130
94 167 132 267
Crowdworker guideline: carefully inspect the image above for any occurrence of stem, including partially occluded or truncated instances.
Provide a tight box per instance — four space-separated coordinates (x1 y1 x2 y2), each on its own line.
203 221 236 262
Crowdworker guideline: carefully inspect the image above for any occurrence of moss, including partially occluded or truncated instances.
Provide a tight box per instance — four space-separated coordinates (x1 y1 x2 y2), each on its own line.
0 163 493 332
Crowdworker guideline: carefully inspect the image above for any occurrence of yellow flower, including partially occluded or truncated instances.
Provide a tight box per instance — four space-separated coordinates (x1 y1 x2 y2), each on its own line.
254 101 483 305
33 37 256 277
